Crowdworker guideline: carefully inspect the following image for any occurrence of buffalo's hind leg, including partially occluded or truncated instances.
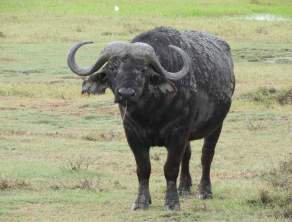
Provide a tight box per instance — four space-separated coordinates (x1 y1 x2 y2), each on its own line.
178 142 192 195
199 124 222 200
124 126 152 210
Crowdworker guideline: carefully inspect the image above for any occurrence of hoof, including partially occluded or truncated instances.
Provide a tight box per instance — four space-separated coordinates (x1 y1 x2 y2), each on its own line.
164 204 180 211
199 192 212 200
178 190 190 196
178 175 192 196
132 179 151 211
131 202 149 210
199 181 212 200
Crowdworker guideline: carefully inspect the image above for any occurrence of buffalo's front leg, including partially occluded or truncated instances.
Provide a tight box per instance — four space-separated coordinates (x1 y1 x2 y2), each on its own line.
164 126 190 211
130 146 152 210
199 124 222 200
131 178 152 210
124 125 152 210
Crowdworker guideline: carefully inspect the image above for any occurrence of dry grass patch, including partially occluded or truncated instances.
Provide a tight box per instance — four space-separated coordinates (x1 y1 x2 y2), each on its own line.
0 93 117 117
240 86 292 106
0 56 24 62
60 155 98 172
0 175 33 191
247 156 292 219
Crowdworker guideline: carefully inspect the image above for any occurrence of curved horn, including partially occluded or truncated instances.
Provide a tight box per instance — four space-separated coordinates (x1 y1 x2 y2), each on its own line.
131 43 191 81
67 41 127 76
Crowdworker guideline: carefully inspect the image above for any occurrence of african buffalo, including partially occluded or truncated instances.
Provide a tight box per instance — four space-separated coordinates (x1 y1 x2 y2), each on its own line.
67 26 235 211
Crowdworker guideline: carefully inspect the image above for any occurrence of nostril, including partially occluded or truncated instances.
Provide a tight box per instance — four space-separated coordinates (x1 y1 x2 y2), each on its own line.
118 87 136 98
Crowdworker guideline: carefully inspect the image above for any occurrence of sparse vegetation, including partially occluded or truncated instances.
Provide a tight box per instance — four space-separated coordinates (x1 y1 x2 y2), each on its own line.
0 175 33 191
61 155 97 172
240 87 292 106
247 156 292 219
55 177 106 192
0 0 291 221
266 156 292 191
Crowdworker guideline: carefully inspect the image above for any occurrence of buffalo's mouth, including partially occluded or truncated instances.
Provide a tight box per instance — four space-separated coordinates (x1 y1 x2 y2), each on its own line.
116 99 138 109
114 87 138 106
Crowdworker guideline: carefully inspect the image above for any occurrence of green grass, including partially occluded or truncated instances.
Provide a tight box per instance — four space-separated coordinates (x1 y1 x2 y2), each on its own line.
1 0 292 44
0 0 292 221
1 15 292 44
0 109 291 221
1 0 292 17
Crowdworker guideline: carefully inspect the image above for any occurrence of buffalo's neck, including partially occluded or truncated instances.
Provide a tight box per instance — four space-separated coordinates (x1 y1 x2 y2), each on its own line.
120 90 195 146
123 97 172 129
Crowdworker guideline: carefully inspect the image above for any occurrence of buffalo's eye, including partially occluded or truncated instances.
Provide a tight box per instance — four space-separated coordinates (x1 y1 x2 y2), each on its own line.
108 66 116 72
140 68 147 73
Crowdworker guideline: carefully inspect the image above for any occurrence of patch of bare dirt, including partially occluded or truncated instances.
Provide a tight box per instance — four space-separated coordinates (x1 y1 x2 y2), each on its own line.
0 96 119 117
1 97 71 113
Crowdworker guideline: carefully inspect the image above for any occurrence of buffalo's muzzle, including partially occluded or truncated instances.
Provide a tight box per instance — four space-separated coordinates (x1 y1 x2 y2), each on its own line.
116 87 136 103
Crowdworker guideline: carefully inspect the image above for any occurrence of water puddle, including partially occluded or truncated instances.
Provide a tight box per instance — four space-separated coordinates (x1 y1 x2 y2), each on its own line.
226 14 291 21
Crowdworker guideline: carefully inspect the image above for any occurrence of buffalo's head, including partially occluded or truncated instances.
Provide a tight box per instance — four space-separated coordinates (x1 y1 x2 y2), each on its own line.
67 41 190 107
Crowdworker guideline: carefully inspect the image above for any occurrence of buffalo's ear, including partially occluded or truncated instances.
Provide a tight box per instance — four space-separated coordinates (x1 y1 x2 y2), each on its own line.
81 70 109 95
149 73 177 98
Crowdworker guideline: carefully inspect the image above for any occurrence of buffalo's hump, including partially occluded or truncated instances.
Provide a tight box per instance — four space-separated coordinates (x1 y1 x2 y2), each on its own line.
132 26 235 103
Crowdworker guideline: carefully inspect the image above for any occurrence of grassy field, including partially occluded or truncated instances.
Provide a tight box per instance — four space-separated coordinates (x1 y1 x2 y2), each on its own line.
2 0 292 17
0 0 292 221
